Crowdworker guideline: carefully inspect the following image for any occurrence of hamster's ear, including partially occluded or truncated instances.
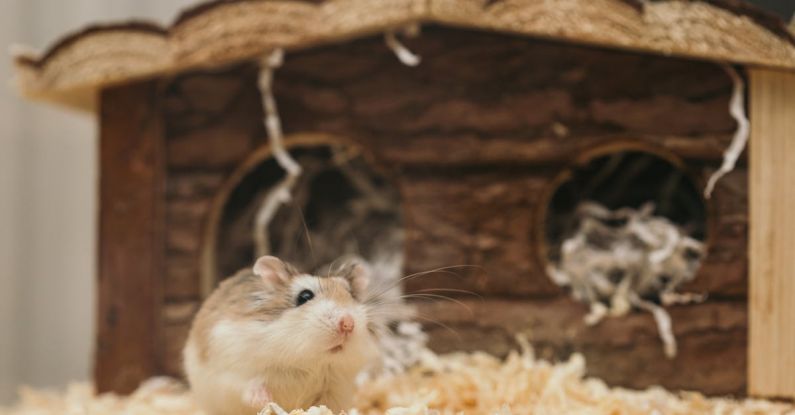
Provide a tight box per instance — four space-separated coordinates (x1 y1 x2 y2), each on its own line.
343 259 371 300
253 256 292 284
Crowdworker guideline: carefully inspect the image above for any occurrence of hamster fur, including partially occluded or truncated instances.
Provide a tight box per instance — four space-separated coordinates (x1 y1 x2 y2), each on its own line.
183 256 380 414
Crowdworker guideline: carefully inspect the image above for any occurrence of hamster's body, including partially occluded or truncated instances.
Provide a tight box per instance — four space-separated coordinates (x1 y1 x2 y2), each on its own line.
183 256 379 414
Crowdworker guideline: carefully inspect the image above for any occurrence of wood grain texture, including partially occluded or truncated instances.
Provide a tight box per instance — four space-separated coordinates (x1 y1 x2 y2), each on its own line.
282 29 742 298
14 0 795 113
96 80 166 393
152 31 750 393
417 298 747 395
748 68 795 399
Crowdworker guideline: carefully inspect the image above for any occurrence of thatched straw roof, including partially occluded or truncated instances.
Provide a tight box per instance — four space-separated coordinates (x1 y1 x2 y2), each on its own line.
12 0 795 112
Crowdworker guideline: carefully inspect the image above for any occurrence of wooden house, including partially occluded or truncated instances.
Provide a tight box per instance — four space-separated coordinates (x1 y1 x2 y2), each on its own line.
13 0 795 400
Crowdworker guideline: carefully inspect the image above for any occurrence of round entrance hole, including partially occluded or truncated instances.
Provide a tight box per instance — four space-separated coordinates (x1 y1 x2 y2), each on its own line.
541 148 708 305
201 140 402 293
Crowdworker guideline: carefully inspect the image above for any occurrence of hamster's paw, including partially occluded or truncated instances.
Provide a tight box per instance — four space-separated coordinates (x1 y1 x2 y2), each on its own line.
243 381 272 409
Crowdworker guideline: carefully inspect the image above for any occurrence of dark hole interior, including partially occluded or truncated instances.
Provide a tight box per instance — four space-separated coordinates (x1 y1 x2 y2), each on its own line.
216 145 402 280
545 150 707 264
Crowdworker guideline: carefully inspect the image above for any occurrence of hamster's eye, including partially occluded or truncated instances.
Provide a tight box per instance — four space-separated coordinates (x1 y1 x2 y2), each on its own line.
296 289 315 306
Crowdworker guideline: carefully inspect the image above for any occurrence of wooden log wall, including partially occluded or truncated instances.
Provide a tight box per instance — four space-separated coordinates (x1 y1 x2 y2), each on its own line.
159 66 266 376
153 27 747 395
96 81 166 393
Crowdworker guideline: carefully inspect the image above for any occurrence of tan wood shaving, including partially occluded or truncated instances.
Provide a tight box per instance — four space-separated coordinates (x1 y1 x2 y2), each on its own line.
2 345 792 415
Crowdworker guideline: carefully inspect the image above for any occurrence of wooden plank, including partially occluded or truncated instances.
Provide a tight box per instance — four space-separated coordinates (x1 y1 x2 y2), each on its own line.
748 68 795 399
95 80 165 393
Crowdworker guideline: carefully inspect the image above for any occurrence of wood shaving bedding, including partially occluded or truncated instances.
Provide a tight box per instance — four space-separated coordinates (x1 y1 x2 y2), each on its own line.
3 345 792 415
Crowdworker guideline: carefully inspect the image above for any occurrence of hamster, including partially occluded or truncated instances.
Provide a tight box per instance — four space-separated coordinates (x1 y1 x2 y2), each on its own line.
183 255 381 414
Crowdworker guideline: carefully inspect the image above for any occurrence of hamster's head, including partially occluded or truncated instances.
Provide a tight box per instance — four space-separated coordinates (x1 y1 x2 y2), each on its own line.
211 255 378 371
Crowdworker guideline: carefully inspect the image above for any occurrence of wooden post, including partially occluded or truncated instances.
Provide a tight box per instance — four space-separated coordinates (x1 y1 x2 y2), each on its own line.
749 68 795 399
95 80 165 393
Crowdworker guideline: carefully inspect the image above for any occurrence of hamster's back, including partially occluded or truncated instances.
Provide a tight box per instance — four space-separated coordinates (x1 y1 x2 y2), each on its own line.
183 269 275 415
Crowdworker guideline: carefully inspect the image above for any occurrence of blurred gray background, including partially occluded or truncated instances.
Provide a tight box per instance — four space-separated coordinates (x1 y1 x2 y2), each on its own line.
0 0 792 406
0 0 195 404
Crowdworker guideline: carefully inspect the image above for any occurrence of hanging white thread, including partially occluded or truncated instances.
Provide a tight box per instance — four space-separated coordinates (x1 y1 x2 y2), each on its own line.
258 49 301 176
704 65 749 199
253 49 302 257
631 293 677 358
384 29 421 67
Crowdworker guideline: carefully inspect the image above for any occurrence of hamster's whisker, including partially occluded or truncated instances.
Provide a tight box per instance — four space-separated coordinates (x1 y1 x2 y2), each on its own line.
362 306 406 318
412 313 462 342
399 293 474 316
365 265 483 303
363 295 398 306
398 265 484 284
413 288 483 299
296 204 316 265
309 309 334 332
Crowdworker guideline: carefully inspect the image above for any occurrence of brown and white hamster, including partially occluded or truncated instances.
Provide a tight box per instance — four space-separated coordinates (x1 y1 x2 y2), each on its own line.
183 255 381 414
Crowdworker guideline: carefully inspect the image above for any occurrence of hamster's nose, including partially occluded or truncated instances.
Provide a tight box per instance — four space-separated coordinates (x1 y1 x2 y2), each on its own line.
338 314 354 335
